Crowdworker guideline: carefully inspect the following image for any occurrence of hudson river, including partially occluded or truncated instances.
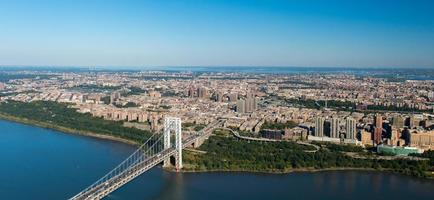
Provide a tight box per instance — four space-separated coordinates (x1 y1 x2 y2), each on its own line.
1 120 433 200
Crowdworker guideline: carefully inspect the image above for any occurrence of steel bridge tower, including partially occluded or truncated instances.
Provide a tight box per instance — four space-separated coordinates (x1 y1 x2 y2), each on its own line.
163 117 183 170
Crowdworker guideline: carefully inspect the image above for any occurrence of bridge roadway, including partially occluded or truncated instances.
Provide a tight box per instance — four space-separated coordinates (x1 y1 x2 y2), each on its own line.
74 148 177 200
71 119 223 200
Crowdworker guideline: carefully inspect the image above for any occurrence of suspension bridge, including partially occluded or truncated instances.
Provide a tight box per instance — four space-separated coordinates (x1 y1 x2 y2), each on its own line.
70 117 223 200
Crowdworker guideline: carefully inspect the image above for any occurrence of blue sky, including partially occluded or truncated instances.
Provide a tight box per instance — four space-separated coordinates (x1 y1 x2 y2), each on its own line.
0 0 434 68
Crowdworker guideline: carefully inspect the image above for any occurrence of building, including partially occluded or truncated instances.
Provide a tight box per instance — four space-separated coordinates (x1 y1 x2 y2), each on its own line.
236 92 258 113
149 91 161 98
361 130 373 146
409 114 423 129
377 145 422 156
261 129 282 140
198 87 209 99
392 115 405 128
315 117 325 137
244 91 258 113
216 91 223 102
409 130 434 150
188 87 196 98
373 114 383 145
330 117 339 138
110 92 121 104
345 117 356 139
227 93 238 102
236 99 246 113
283 127 308 140
387 127 405 146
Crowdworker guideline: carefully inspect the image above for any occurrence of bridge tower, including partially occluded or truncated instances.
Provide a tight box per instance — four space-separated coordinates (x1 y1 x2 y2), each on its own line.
163 117 183 171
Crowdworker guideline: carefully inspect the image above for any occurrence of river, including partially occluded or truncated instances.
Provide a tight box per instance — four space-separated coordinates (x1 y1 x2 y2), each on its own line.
0 120 433 200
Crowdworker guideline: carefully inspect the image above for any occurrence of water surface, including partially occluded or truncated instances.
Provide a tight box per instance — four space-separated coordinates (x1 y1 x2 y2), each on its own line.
0 120 433 200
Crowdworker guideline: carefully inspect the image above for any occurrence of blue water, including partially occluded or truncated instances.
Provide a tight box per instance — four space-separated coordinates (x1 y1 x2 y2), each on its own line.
0 120 433 200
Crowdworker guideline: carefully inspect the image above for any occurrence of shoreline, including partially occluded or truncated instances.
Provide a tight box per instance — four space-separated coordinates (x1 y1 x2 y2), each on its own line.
178 167 434 179
0 113 139 146
1 113 432 178
179 167 382 174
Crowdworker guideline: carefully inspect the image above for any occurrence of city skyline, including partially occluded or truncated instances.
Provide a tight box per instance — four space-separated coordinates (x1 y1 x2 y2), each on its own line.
1 0 434 68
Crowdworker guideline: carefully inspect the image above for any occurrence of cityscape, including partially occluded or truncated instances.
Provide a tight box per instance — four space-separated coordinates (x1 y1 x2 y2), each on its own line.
1 0 434 200
1 69 433 153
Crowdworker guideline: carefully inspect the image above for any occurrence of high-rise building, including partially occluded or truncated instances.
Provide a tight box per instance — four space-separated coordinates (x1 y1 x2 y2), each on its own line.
216 91 223 102
110 92 121 104
345 117 356 139
198 87 209 99
315 117 325 137
188 87 196 98
392 115 405 128
428 91 434 101
228 93 238 102
237 91 258 113
361 130 373 146
373 114 383 145
330 117 340 138
236 99 246 113
409 114 423 129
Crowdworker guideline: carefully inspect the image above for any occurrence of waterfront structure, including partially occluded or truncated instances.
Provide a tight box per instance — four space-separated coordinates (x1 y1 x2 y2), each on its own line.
315 117 325 137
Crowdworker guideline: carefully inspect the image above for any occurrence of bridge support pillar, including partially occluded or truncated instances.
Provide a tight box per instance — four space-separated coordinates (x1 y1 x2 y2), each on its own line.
163 118 171 168
174 117 183 171
163 117 183 171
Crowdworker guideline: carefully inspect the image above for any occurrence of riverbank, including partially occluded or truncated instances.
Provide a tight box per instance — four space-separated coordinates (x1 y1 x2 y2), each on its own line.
180 166 390 174
180 162 434 179
0 113 139 146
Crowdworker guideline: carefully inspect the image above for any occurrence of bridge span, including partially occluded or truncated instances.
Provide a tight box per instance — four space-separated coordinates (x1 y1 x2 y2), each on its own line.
70 118 223 200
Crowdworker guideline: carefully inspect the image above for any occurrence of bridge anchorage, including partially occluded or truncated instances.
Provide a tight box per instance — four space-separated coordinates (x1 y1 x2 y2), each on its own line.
70 118 223 200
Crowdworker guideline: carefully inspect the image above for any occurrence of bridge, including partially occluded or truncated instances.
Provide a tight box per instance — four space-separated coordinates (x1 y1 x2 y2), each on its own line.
70 117 223 200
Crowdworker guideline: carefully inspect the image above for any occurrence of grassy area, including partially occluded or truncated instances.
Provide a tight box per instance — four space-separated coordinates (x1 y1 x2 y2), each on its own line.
261 120 297 130
286 98 355 111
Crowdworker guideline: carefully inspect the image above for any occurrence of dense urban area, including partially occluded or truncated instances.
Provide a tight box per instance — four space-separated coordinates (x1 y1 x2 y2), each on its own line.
0 68 433 178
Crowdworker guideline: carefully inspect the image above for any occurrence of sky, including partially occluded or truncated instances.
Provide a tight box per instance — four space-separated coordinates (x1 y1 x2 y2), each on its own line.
0 0 434 68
